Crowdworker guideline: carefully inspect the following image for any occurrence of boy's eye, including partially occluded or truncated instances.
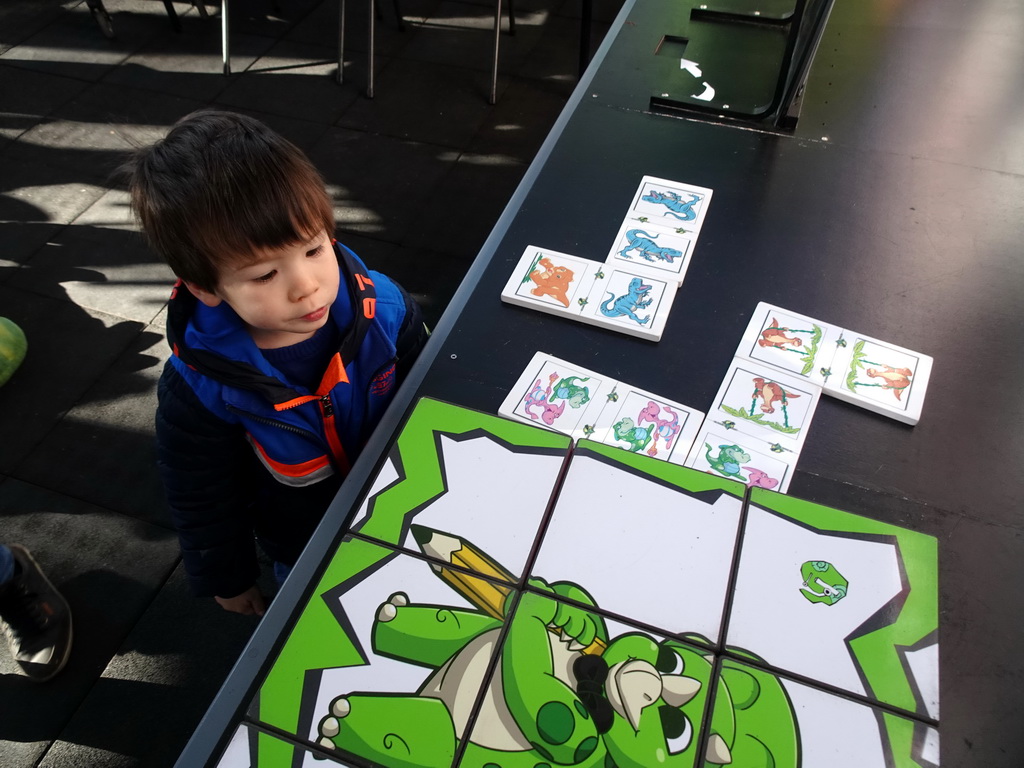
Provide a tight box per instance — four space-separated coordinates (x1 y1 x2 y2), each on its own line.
306 244 324 258
253 270 276 283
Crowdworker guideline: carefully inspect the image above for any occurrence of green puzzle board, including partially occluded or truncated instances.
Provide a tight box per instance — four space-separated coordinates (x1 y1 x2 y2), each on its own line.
217 398 940 768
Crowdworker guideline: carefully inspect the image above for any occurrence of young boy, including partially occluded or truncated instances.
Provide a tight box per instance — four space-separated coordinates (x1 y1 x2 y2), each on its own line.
128 110 427 615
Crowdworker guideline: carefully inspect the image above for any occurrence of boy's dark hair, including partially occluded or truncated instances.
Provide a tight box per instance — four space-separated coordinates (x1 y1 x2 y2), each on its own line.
127 110 335 292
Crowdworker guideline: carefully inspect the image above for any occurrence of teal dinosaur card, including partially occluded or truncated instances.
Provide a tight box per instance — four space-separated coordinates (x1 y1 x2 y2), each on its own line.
727 488 939 719
684 425 798 493
214 398 938 768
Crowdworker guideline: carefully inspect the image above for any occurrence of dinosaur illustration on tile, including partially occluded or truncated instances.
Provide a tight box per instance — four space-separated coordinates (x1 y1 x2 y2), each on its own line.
311 529 797 768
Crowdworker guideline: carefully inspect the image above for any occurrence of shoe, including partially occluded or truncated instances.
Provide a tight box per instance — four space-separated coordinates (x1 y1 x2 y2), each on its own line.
0 545 73 682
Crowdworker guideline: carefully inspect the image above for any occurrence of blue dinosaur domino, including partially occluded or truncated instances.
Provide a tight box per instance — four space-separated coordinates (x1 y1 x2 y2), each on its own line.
618 229 683 264
601 278 653 325
641 189 702 221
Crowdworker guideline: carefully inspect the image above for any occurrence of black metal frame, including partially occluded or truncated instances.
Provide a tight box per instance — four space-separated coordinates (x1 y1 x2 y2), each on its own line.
649 0 835 129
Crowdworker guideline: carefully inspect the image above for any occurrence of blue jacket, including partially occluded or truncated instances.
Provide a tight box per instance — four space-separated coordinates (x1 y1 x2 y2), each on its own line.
157 242 425 598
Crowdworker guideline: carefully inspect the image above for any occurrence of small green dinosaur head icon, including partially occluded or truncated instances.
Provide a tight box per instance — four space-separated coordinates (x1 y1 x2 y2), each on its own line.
799 560 848 605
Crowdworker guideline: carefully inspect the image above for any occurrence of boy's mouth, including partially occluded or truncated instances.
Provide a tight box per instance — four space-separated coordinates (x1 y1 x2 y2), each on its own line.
301 306 328 323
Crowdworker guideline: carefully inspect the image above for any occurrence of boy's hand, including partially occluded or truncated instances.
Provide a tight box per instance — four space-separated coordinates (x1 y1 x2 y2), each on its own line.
215 586 266 616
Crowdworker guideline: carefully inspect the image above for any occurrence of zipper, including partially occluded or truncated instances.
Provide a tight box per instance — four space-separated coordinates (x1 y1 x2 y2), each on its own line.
320 393 334 418
225 404 322 441
228 400 349 473
318 393 351 473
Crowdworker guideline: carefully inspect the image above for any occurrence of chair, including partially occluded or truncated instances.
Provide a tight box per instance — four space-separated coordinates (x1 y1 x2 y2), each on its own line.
648 0 835 130
85 0 205 39
216 0 595 105
359 0 595 104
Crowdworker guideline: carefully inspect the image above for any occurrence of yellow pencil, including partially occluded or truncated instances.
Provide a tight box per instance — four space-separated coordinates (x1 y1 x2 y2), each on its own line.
411 525 606 655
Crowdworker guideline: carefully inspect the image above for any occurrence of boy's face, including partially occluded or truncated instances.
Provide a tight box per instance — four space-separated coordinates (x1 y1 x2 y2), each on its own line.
187 230 340 349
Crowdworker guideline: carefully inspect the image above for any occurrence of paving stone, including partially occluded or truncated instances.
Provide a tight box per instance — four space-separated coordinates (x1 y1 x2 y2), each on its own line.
0 480 180 767
467 74 575 160
396 0 547 75
516 10 610 84
284 0 431 56
337 57 497 146
0 287 144 475
401 149 528 259
226 0 323 39
0 151 110 263
215 38 362 123
0 63 90 143
0 0 80 55
0 0 171 81
369 243 469 327
101 20 273 102
9 189 175 324
38 561 274 768
15 323 168 523
49 80 207 153
308 125 455 243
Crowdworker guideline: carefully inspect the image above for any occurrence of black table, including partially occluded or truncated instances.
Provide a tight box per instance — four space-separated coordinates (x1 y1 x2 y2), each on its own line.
179 1 1024 765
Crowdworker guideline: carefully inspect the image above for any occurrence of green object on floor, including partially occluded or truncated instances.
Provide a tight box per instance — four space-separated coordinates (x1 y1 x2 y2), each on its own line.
0 317 27 387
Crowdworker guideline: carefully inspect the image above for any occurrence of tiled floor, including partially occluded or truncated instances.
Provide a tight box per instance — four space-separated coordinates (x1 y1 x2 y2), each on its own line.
0 1 622 765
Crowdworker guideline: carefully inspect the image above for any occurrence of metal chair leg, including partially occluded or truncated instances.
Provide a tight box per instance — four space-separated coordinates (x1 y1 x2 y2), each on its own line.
163 0 182 32
367 0 375 98
222 0 231 75
579 0 592 78
337 0 346 85
489 0 502 104
86 0 116 38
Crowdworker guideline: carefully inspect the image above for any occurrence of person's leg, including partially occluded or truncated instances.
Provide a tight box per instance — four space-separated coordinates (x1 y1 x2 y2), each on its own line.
0 545 73 681
0 544 14 585
273 560 291 586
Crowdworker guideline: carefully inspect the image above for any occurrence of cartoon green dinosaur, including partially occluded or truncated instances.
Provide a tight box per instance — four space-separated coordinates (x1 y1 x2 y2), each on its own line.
611 417 653 453
800 560 849 605
551 375 592 409
314 563 799 767
704 443 750 481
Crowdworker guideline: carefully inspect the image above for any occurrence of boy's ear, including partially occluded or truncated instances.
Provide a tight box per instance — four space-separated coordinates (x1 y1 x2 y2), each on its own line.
183 281 223 308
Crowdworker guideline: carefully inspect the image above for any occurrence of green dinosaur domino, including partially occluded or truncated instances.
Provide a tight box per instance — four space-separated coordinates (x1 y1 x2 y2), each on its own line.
612 417 654 453
800 560 849 605
551 375 592 409
704 443 750 481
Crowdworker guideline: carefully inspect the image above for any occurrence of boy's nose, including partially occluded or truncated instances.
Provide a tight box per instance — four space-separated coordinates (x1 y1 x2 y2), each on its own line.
289 268 319 302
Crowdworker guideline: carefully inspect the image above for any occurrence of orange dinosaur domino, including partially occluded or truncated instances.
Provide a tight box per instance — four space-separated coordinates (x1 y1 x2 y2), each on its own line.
758 318 803 350
529 257 574 308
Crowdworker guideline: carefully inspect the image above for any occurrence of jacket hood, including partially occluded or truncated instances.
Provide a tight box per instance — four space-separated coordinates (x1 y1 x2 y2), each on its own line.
165 242 375 406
